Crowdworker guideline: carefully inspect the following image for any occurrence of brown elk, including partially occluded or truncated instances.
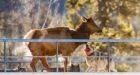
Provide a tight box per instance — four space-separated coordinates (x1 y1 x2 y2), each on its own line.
23 17 102 72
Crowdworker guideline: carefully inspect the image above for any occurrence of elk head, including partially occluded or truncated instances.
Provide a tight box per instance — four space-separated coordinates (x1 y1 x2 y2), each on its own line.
81 17 102 34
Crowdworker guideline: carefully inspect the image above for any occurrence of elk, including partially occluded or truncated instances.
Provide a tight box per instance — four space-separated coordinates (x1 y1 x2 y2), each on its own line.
24 17 101 72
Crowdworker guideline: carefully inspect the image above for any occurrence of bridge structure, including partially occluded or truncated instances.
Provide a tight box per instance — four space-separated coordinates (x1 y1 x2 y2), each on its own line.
0 39 140 72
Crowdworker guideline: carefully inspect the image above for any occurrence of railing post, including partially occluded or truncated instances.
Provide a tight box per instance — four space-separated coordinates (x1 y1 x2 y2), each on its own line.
56 42 59 72
9 48 12 69
97 52 101 72
3 40 7 72
107 43 111 72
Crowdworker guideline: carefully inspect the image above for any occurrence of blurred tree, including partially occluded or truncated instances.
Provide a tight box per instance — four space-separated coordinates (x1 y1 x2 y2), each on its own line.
66 0 140 72
66 0 140 28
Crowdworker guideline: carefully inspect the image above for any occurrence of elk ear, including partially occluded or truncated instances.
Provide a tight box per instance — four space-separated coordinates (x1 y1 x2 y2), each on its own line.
87 17 93 21
81 16 87 22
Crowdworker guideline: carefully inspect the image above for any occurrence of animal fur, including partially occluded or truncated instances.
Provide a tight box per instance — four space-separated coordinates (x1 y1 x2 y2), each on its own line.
24 17 101 72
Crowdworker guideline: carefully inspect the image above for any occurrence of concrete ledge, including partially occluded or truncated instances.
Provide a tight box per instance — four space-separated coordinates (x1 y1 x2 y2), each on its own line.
0 72 140 75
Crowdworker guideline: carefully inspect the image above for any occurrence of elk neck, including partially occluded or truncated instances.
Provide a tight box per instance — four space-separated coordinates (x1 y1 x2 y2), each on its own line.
70 23 91 46
75 23 91 39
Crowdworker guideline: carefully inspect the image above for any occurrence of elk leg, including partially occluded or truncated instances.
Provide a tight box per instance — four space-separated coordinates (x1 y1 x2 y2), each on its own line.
86 66 90 72
64 57 68 72
40 57 51 72
86 66 93 72
30 58 39 72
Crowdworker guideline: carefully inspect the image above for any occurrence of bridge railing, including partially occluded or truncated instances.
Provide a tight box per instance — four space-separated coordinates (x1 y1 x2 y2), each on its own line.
0 38 140 72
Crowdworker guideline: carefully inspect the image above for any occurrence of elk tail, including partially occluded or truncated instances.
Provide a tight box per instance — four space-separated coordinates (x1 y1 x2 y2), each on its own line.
23 29 37 47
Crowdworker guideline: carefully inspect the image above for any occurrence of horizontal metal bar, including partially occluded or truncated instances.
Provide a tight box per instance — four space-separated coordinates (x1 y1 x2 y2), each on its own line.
1 56 140 58
111 56 140 58
0 38 140 42
113 60 140 63
1 59 140 63
1 56 140 59
6 60 55 63
0 60 85 63
4 56 108 58
0 60 56 63
2 59 140 63
5 56 56 58
0 60 4 62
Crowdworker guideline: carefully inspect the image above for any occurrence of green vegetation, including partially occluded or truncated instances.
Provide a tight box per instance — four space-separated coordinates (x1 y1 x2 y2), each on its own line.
66 0 140 72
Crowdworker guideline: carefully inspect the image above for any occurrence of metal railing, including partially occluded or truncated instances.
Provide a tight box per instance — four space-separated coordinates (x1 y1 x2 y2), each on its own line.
0 38 140 72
